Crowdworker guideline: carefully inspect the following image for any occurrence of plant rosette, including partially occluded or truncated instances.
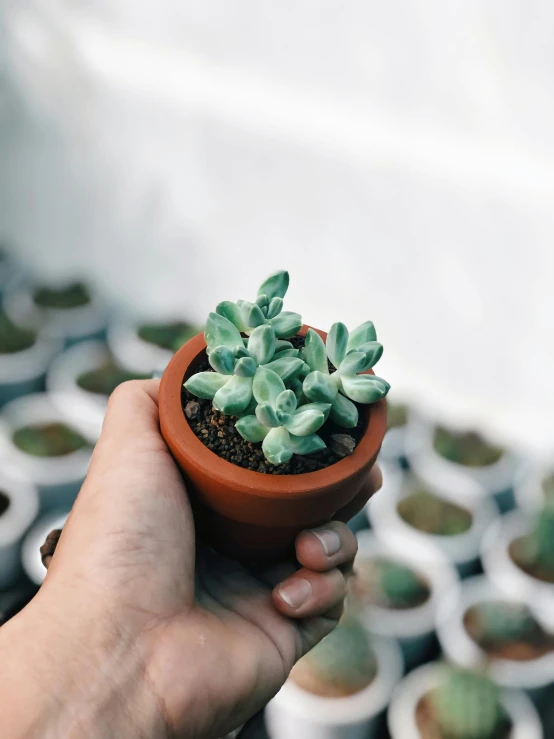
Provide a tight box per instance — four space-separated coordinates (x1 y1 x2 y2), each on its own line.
354 530 459 669
406 416 521 513
514 463 554 513
0 393 96 513
22 511 68 585
47 341 149 438
265 630 403 739
108 315 200 374
481 510 554 619
3 279 108 347
367 463 497 577
159 271 389 562
387 662 543 739
0 469 39 588
437 574 554 704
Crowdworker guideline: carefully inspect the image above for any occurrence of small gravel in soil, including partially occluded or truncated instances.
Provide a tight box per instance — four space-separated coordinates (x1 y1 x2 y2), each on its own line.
181 336 367 474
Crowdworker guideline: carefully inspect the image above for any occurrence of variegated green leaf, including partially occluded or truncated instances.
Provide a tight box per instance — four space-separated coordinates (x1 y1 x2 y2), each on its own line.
235 395 258 418
234 344 250 359
262 357 306 382
255 402 280 428
240 301 266 328
205 312 243 352
184 371 229 399
266 296 284 319
275 340 294 352
276 389 297 414
253 366 286 405
327 322 349 368
212 375 253 414
346 321 377 353
271 311 302 338
330 392 359 428
235 415 269 443
289 377 307 405
215 301 246 332
339 351 372 376
234 356 257 377
295 401 331 422
355 341 383 369
256 293 270 308
258 270 290 300
285 408 325 436
209 345 235 375
272 348 300 360
341 375 390 404
262 427 293 465
247 324 276 365
302 329 328 373
303 370 339 403
289 433 326 455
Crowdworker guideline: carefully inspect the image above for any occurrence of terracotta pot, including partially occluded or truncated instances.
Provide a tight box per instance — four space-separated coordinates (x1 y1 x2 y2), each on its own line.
159 326 387 562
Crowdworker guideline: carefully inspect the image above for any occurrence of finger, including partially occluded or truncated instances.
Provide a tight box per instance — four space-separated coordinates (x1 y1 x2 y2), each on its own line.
295 521 357 573
332 463 383 523
273 567 346 619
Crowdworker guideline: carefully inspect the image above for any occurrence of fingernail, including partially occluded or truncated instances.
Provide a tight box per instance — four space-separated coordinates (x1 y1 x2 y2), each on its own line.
311 527 341 557
279 578 312 608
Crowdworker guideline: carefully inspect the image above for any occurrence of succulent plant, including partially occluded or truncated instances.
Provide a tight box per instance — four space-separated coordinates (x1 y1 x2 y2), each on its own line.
13 422 89 457
300 323 389 428
377 559 429 609
432 668 503 739
518 505 554 573
474 601 536 644
33 282 91 309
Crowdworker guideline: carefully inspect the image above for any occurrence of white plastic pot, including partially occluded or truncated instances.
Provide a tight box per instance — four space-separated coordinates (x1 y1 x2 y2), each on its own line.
265 635 403 739
0 469 39 588
355 530 458 669
406 416 521 513
0 330 62 407
379 406 425 467
388 662 543 739
4 280 108 347
0 393 96 513
108 315 193 374
437 574 554 704
22 511 68 585
367 463 497 577
481 511 554 618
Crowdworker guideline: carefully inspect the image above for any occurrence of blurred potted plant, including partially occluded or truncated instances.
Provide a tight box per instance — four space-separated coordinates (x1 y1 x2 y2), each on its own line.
407 418 520 513
108 315 200 374
0 469 39 588
0 246 25 298
265 607 403 739
387 663 542 739
0 393 95 513
378 399 425 468
4 278 108 347
47 341 150 438
437 574 554 705
159 270 389 561
368 465 496 576
354 530 458 668
22 511 68 585
514 465 554 512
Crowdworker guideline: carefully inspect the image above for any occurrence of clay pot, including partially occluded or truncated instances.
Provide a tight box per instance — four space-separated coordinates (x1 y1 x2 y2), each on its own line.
159 326 386 562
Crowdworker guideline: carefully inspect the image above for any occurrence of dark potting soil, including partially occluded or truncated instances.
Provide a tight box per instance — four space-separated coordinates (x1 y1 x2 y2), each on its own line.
464 605 554 661
509 537 554 584
77 358 150 396
181 336 367 474
433 426 504 468
415 693 512 739
397 485 473 536
0 312 36 354
13 422 89 457
353 556 431 610
138 321 198 352
0 492 9 516
33 282 91 309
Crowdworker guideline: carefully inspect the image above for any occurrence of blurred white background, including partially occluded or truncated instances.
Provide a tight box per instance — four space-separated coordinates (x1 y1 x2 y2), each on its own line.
1 0 553 456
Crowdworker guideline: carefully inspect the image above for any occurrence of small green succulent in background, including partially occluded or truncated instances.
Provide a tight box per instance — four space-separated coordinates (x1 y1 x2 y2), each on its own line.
431 668 504 739
514 505 554 575
474 601 536 644
377 559 429 609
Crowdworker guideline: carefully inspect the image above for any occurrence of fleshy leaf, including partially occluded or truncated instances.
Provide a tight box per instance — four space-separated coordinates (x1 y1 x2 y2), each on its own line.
235 395 258 418
339 351 372 376
302 329 328 373
262 427 293 465
205 312 243 352
289 377 307 405
289 433 326 455
258 270 290 300
266 296 284 320
285 409 325 436
295 401 331 422
240 301 266 328
216 301 246 332
303 370 339 403
330 393 359 428
235 415 269 443
271 348 300 359
209 345 235 375
341 375 390 404
212 375 253 414
234 356 257 377
276 389 297 414
247 324 276 365
253 366 286 405
275 340 294 352
346 321 377 353
184 372 229 400
256 402 281 428
271 311 302 338
356 341 383 369
262 357 306 383
256 293 270 308
327 322 349 368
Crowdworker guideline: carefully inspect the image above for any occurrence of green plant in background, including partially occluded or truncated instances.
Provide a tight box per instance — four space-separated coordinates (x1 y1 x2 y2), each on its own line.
542 472 554 503
397 485 473 536
433 426 504 468
475 601 536 644
33 282 91 309
13 422 88 457
0 312 36 354
432 668 504 739
515 505 554 574
138 321 199 352
184 270 390 464
77 359 150 396
387 402 408 430
377 559 429 609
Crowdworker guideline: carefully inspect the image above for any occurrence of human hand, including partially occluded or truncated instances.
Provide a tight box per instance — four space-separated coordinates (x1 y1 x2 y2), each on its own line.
0 380 382 739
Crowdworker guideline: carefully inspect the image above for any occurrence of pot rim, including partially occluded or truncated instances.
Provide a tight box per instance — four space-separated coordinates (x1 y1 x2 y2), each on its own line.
159 326 387 498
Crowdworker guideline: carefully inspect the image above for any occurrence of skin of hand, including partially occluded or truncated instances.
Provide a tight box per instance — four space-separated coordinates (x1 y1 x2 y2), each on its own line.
0 380 382 739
